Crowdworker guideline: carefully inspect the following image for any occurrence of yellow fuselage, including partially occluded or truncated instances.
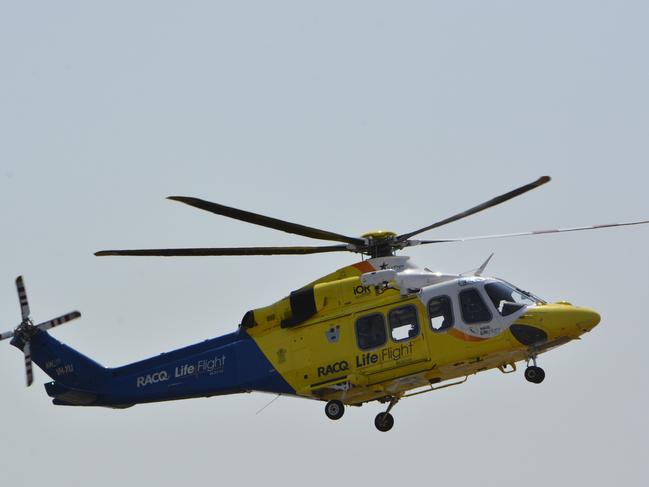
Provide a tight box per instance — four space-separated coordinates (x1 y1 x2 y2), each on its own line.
244 258 600 404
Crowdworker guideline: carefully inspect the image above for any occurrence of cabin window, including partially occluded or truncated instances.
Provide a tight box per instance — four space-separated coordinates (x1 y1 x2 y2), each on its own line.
428 295 454 331
459 288 492 324
355 313 387 350
388 305 420 342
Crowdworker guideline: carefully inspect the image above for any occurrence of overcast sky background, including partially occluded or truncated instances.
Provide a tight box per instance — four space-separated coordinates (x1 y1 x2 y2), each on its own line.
1 2 648 486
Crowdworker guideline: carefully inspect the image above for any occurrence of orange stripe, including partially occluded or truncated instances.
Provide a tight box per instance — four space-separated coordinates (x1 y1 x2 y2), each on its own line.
352 261 374 273
447 328 487 342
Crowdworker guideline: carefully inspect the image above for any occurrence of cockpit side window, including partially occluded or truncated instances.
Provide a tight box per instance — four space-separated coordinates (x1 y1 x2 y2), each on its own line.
388 305 420 342
428 295 454 331
485 282 525 316
355 313 387 350
459 288 492 324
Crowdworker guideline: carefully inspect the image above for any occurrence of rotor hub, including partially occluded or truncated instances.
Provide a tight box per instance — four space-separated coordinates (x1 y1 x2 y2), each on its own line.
361 230 397 240
360 231 399 258
14 320 35 340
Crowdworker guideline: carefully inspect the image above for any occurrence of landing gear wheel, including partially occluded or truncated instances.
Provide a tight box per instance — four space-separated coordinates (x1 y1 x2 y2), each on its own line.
525 365 545 384
374 412 395 432
324 400 345 420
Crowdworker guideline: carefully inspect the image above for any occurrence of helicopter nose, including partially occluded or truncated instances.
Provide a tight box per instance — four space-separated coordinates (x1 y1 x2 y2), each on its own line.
575 307 601 333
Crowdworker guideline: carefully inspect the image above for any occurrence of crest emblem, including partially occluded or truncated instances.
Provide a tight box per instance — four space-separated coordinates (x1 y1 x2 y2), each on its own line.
325 325 340 343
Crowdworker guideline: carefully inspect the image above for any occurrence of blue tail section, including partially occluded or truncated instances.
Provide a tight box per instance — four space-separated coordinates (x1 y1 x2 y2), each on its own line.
21 328 294 408
28 331 110 389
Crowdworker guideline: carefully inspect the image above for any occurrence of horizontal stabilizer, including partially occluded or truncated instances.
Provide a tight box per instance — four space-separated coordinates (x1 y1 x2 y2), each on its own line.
45 381 98 406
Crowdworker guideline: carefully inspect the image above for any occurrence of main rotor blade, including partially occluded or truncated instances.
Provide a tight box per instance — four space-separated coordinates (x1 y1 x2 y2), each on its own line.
24 341 33 387
16 276 30 320
36 311 82 331
0 330 14 341
398 176 551 241
414 219 649 245
95 245 352 257
168 196 365 246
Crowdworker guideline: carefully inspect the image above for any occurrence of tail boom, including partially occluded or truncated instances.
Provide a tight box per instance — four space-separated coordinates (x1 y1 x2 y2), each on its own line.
28 329 294 408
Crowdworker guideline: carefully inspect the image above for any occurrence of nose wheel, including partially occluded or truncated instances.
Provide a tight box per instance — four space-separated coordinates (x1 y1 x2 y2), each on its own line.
324 400 345 420
525 366 545 383
524 356 545 384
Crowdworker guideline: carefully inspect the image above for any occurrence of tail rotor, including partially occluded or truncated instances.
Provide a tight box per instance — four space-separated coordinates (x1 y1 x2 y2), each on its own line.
0 276 81 386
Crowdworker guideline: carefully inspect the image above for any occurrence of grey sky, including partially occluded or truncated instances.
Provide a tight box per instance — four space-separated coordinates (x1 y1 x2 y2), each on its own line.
1 2 647 486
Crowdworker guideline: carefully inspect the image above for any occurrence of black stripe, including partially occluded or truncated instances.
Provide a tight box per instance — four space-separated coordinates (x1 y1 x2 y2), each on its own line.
310 375 348 388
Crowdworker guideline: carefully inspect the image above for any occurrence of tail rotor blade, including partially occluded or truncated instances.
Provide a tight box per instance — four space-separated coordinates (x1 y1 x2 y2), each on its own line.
0 330 14 341
36 311 81 332
24 341 33 387
16 276 30 321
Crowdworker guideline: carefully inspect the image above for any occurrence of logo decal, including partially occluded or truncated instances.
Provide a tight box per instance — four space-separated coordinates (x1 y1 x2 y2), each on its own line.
136 371 169 388
277 348 287 364
174 355 226 379
325 325 340 343
136 355 227 387
356 342 414 368
317 360 349 377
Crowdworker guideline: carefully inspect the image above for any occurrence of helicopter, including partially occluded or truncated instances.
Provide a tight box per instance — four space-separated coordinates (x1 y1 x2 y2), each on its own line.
2 176 647 432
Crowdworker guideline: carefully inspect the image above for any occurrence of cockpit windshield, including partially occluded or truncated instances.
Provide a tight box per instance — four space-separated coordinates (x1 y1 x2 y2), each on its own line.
485 280 545 316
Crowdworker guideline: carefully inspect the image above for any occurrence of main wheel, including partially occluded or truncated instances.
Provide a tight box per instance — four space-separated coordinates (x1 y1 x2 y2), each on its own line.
374 412 394 432
324 400 345 420
524 366 545 384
